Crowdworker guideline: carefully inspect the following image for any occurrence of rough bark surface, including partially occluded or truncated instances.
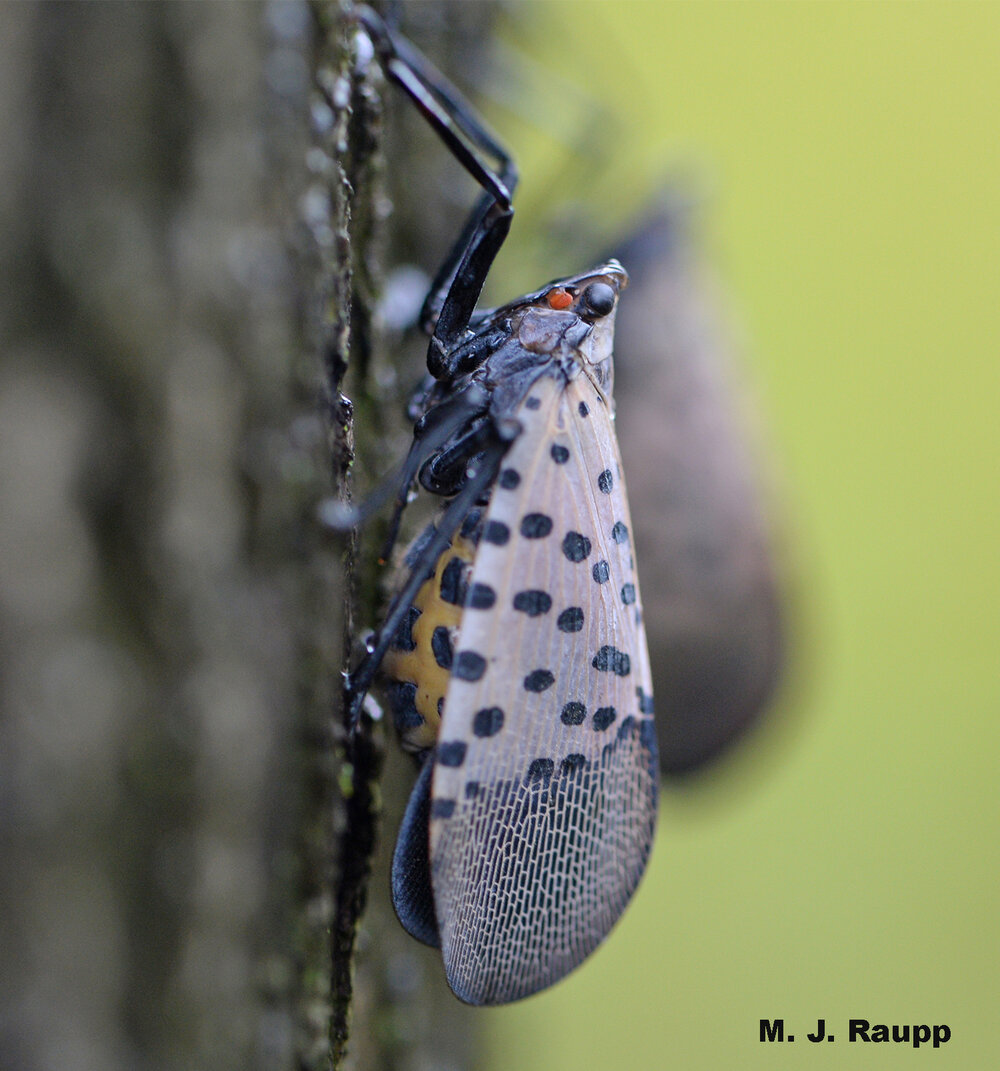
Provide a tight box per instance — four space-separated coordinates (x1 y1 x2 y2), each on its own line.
0 2 492 1070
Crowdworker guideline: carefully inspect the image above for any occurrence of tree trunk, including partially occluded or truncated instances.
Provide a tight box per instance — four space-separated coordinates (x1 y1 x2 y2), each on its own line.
0 3 494 1069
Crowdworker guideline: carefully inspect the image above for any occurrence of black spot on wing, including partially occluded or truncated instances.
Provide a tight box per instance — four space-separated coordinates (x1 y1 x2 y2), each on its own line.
640 718 657 753
550 443 570 464
431 798 456 819
483 520 510 545
520 513 553 539
466 582 496 609
592 645 631 676
616 714 635 736
611 521 629 545
621 583 636 605
525 396 542 410
513 590 552 616
524 757 554 786
437 741 467 767
523 669 555 693
561 531 592 562
578 401 590 417
593 706 617 731
559 753 589 777
560 701 586 725
498 468 521 490
454 650 487 681
473 706 504 737
636 686 655 715
597 469 613 494
592 560 610 584
556 606 584 632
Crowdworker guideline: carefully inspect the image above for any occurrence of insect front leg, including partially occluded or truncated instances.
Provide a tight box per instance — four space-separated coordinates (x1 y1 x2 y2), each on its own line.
379 381 490 563
416 417 500 497
318 382 488 539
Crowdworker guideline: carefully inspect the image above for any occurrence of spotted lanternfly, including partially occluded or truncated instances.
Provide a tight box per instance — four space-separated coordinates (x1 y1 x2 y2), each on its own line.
346 7 658 1006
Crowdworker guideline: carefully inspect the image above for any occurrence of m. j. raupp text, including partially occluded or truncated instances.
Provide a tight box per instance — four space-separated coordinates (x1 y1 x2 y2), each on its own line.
760 1019 951 1047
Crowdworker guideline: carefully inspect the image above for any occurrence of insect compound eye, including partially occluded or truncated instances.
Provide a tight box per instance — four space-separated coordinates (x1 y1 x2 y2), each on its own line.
580 282 616 318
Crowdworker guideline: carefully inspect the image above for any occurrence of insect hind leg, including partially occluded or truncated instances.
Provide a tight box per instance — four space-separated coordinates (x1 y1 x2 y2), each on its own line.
356 5 515 211
356 5 517 370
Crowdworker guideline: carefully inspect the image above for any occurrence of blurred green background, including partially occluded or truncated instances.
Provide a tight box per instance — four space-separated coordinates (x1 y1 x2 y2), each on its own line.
474 3 999 1068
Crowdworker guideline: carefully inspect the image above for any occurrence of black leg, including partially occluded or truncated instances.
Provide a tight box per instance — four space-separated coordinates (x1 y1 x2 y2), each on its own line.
357 6 517 371
378 382 490 562
426 199 512 376
357 7 515 208
345 421 517 729
322 379 489 552
344 8 525 727
418 417 497 496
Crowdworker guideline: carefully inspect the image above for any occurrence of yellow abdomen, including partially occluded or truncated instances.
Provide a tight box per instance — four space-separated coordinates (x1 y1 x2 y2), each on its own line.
382 522 479 753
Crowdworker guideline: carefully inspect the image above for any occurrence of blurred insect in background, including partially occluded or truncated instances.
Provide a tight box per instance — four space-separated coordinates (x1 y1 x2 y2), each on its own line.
464 14 789 778
606 200 786 775
346 7 658 1005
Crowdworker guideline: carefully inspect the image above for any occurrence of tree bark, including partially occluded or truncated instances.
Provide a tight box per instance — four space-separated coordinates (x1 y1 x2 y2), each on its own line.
0 3 497 1069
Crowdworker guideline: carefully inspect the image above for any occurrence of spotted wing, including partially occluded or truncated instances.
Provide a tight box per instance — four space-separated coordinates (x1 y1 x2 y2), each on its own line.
430 372 658 1005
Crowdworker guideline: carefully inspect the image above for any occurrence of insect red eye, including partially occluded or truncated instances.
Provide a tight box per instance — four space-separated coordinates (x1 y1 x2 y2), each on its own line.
547 288 573 310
